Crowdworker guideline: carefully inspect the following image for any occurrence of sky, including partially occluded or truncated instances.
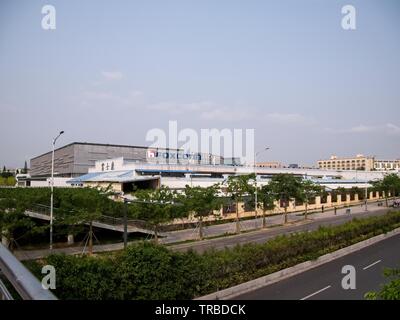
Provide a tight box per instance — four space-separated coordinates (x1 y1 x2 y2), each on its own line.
0 0 399 168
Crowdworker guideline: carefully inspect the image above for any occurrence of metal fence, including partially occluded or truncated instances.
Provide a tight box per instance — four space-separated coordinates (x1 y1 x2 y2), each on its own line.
98 215 153 230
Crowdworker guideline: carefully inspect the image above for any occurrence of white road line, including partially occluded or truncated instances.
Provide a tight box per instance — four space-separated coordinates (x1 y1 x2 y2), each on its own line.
300 285 331 300
363 259 382 270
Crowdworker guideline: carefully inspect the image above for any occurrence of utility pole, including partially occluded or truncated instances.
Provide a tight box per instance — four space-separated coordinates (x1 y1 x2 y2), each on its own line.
123 199 128 249
50 130 64 250
254 147 270 229
364 170 368 211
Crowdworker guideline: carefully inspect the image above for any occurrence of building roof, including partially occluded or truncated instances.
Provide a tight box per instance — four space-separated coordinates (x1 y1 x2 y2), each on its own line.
318 155 374 161
67 170 159 184
31 142 181 160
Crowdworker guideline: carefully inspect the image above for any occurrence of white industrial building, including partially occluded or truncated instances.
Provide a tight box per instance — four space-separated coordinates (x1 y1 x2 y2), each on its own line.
67 156 393 193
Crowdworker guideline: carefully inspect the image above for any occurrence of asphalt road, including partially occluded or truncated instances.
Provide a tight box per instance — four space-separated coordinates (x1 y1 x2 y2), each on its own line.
234 233 400 300
170 207 395 253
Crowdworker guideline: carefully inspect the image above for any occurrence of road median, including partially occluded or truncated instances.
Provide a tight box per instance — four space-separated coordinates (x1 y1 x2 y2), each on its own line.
196 226 400 300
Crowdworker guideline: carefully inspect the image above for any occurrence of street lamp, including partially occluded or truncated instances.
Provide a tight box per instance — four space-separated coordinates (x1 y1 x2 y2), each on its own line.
254 147 270 228
364 170 368 211
50 130 64 250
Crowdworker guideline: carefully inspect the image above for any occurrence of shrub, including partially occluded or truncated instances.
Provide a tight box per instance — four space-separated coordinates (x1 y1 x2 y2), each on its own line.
27 211 400 300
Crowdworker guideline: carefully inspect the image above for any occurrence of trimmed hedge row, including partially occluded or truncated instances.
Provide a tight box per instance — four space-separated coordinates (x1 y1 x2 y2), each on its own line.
26 211 400 300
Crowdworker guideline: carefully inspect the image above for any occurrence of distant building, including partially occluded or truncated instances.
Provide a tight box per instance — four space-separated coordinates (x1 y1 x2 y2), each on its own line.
374 159 400 172
318 154 400 172
256 161 282 168
224 157 242 166
318 154 375 171
68 157 392 193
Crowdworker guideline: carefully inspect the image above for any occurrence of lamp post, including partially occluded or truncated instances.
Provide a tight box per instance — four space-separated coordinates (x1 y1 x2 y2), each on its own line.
50 130 64 250
123 198 129 249
364 170 368 211
254 147 270 228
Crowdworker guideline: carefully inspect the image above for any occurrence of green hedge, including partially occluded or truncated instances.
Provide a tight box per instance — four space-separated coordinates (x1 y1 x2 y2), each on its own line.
26 211 400 300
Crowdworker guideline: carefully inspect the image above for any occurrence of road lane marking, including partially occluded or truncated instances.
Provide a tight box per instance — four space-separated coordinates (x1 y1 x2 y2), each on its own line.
363 259 382 270
300 285 331 300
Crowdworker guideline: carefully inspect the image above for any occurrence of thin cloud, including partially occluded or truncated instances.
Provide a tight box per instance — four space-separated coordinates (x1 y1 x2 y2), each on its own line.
101 71 124 81
264 113 315 125
145 101 314 124
386 123 400 135
348 125 376 133
146 101 208 114
146 101 250 121
80 89 143 108
326 123 400 136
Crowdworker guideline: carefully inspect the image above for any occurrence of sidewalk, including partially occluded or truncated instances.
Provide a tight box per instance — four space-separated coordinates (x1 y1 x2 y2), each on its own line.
161 200 388 243
14 200 394 261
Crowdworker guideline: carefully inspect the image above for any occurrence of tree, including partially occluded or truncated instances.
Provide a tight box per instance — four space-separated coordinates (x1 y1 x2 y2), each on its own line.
54 187 109 255
349 186 363 200
23 160 28 174
258 185 276 228
267 174 304 224
182 184 221 240
0 187 126 252
1 166 9 178
0 188 48 251
225 174 255 234
365 268 400 300
300 180 323 220
131 186 176 243
372 174 400 207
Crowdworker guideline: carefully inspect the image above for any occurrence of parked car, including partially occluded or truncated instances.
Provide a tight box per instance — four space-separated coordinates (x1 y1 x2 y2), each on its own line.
393 200 400 208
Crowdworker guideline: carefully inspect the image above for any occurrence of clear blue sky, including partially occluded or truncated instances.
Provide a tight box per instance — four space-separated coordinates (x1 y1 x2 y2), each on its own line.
1 0 399 167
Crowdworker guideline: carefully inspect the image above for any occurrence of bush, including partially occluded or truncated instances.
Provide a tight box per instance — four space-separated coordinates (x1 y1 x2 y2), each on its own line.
365 268 400 300
27 211 400 300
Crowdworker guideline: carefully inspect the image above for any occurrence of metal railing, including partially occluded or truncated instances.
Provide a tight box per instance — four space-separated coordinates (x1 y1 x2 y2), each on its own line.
97 215 153 230
26 204 154 231
0 277 13 300
0 243 57 300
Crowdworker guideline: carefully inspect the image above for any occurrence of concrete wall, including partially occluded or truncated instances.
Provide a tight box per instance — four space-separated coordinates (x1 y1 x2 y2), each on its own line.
85 181 123 192
73 143 148 176
30 143 151 178
172 190 388 224
30 144 75 177
30 177 71 187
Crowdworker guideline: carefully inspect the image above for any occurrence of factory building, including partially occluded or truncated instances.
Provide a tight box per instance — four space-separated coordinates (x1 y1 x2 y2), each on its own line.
29 142 224 178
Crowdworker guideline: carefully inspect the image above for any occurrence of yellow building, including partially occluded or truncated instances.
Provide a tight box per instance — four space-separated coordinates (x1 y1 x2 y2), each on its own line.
374 159 400 172
318 154 375 171
256 161 283 168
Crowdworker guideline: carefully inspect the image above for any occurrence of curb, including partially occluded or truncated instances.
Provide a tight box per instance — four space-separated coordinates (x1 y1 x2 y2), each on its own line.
195 226 400 300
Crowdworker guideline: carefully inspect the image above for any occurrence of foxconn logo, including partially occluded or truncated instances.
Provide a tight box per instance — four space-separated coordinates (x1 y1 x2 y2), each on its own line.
147 149 157 158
